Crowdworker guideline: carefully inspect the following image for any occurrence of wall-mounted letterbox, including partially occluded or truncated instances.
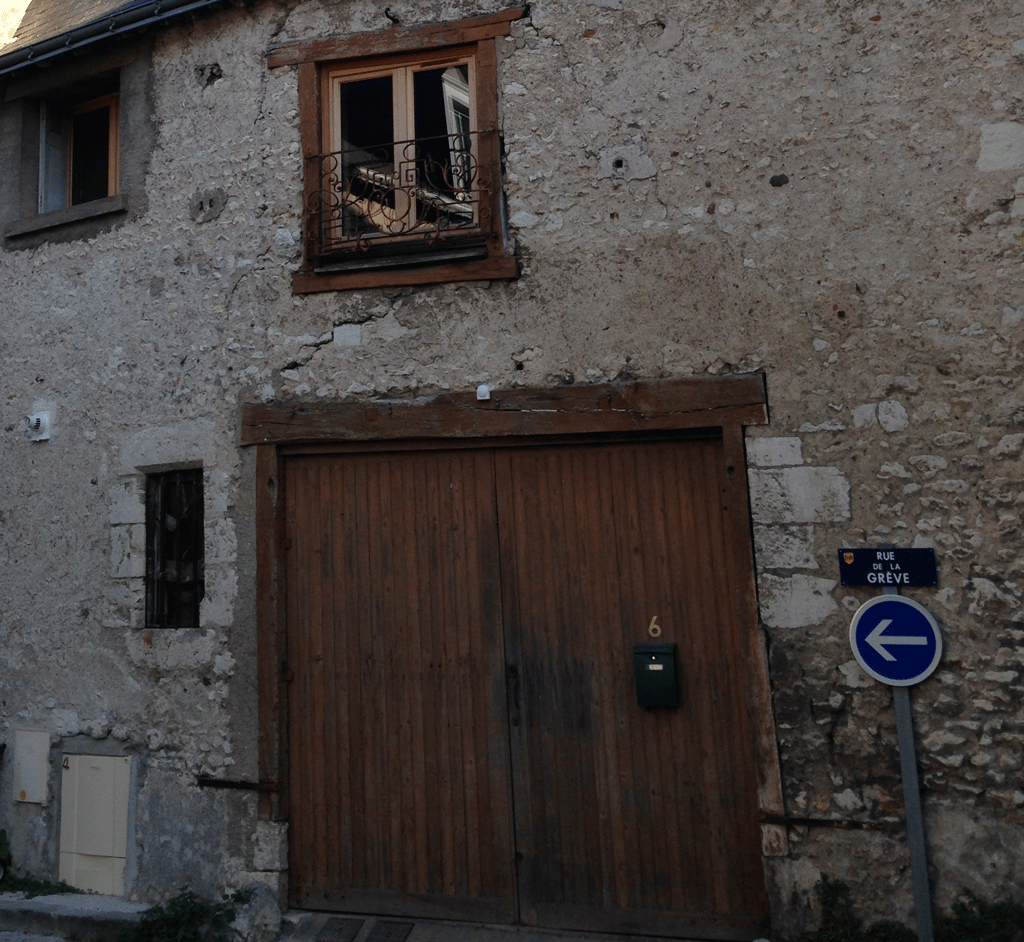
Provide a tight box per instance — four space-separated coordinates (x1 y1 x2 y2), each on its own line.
633 642 679 708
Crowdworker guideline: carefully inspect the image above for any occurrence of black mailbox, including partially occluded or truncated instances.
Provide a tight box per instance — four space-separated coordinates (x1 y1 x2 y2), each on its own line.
633 642 679 708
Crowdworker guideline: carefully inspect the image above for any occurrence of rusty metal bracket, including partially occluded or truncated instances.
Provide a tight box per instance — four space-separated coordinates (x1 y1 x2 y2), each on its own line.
195 776 277 792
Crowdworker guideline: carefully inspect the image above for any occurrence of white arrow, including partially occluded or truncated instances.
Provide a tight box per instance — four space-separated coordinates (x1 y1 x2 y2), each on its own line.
866 619 929 662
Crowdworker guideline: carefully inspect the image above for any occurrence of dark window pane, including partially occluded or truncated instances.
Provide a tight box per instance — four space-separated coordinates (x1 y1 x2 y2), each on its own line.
339 75 393 153
336 76 395 238
70 105 110 205
413 65 472 196
146 469 204 629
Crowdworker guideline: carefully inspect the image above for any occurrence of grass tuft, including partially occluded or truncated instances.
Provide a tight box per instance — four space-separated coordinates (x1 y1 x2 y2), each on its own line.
796 877 1023 942
120 887 241 942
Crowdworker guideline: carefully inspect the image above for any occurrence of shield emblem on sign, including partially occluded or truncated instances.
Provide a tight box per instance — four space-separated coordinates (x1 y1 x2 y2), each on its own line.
843 552 854 565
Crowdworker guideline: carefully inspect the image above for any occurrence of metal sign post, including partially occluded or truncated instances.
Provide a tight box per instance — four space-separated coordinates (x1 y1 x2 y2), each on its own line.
849 586 940 942
893 677 934 942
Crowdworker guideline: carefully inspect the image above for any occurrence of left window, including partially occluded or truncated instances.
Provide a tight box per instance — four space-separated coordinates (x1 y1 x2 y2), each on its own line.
145 469 205 630
1 58 137 246
39 91 120 212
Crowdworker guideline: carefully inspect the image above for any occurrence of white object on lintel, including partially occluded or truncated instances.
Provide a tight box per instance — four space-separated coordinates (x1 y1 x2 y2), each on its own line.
476 384 490 401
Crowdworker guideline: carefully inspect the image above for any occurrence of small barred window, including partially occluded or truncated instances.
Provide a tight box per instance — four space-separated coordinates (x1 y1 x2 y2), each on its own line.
145 469 204 629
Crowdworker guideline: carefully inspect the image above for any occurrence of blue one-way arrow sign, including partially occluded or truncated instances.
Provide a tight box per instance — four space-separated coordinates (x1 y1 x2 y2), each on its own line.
849 596 942 686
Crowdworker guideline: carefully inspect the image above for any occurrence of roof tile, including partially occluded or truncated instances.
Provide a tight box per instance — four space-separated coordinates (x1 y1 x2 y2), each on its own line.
0 0 143 56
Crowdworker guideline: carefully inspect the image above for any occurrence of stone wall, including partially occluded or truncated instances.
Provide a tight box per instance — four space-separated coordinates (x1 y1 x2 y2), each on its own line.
1 0 1022 934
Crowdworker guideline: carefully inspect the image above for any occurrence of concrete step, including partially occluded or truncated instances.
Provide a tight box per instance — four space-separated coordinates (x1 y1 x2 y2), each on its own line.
0 892 147 942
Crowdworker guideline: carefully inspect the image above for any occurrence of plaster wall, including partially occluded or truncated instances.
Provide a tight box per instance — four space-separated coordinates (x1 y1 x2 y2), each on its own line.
0 0 1022 935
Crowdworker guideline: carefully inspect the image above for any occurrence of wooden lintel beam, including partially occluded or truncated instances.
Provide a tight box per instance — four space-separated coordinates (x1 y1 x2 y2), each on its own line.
240 375 768 446
266 7 526 69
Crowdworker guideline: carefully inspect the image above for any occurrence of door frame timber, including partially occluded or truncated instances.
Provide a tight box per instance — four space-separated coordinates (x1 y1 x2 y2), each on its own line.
243 376 787 885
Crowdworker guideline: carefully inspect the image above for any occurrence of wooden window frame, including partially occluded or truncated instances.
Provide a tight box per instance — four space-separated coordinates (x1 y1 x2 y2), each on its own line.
70 93 120 205
268 9 524 293
39 91 120 214
321 49 480 243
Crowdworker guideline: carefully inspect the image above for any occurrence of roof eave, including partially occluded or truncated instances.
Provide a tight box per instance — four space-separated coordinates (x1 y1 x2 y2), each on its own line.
0 0 233 80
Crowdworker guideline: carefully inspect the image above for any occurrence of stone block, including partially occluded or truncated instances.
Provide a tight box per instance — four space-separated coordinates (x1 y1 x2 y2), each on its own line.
746 436 803 467
230 871 288 909
252 820 288 872
333 323 361 346
838 660 872 688
119 420 217 474
108 480 145 525
993 434 1024 457
978 122 1024 172
110 524 145 578
230 882 281 942
754 525 818 569
852 404 877 428
758 573 838 629
749 467 851 524
877 399 909 432
201 568 238 628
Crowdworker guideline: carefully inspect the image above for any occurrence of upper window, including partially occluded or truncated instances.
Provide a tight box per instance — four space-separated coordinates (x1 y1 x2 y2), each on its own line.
39 92 120 213
268 8 524 292
321 51 479 260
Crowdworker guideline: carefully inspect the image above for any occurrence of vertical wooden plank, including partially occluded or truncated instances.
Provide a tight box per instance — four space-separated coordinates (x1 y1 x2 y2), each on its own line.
400 455 429 896
680 443 738 914
454 451 481 898
605 443 655 911
364 453 389 891
285 458 315 903
656 442 713 915
643 444 691 914
256 445 285 822
309 461 330 890
630 443 677 913
536 449 574 907
351 454 376 889
577 445 624 911
695 439 769 916
329 458 354 889
409 453 444 897
493 446 531 926
319 462 339 891
562 446 608 910
349 455 372 888
474 37 503 253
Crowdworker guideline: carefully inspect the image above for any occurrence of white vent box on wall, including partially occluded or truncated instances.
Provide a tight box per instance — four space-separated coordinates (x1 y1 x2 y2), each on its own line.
12 730 50 803
59 754 131 895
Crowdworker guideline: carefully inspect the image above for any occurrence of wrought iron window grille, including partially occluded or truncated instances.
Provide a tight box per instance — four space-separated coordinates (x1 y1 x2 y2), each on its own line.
145 468 204 630
307 130 496 270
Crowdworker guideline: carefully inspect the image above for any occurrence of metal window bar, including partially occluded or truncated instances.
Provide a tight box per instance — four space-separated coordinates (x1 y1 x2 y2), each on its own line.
306 130 494 263
145 469 204 629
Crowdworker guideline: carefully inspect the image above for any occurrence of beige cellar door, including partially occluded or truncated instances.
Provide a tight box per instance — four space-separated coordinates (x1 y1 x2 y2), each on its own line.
60 754 131 895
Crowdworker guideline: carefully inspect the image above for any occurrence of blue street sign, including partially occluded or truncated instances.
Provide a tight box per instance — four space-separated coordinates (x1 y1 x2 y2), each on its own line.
849 595 942 687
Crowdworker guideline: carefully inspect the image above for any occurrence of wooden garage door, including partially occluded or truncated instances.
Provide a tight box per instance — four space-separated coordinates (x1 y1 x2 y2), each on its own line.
284 435 767 938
